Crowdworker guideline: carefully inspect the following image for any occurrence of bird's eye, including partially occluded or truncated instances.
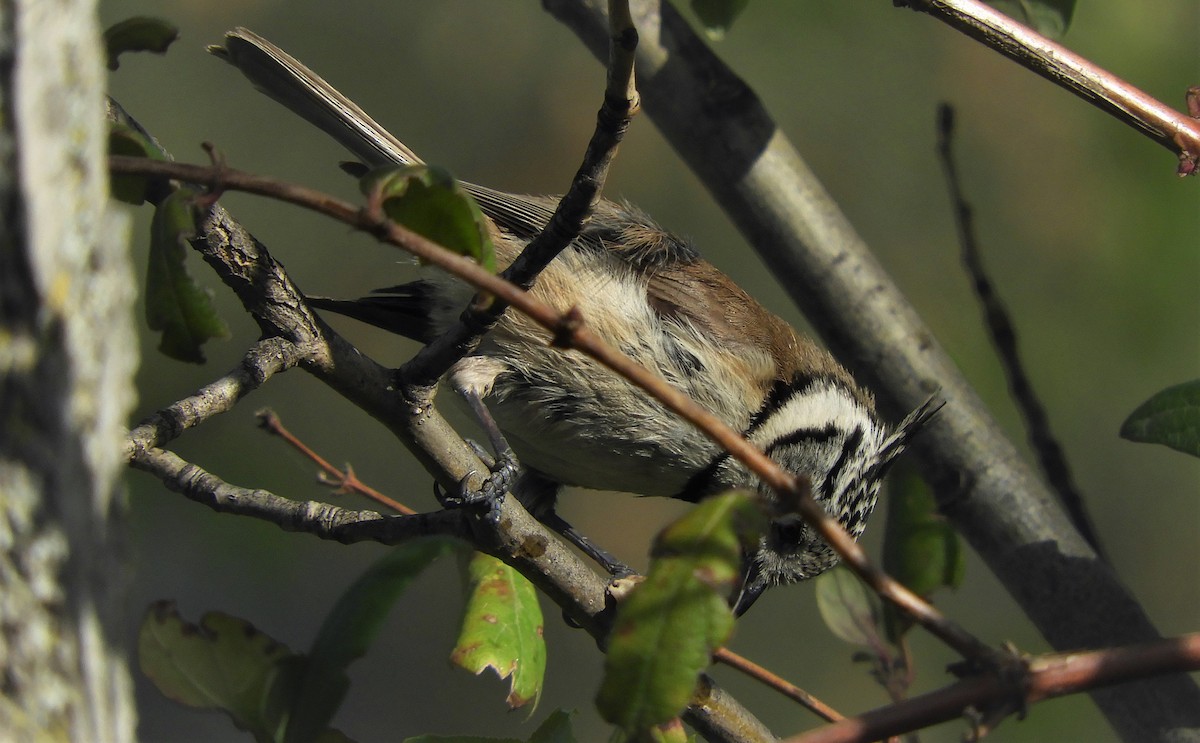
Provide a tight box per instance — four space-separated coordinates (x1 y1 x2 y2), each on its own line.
771 519 807 547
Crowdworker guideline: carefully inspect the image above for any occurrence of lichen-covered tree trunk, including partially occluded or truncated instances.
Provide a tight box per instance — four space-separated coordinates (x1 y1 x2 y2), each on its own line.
0 0 137 740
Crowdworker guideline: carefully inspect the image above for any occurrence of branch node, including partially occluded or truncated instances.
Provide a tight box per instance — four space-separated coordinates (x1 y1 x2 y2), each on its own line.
550 306 585 348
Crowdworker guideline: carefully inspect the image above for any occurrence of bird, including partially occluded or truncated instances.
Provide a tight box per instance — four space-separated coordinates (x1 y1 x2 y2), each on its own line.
210 28 939 615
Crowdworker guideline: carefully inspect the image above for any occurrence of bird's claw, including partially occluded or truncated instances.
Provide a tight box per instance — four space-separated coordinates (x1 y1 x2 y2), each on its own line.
436 448 520 524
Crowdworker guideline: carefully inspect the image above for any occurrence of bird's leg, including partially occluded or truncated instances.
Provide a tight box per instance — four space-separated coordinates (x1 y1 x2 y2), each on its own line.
447 360 634 577
440 387 519 515
510 469 636 579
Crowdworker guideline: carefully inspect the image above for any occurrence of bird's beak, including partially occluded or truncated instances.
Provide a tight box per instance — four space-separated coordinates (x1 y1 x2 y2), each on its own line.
731 557 766 617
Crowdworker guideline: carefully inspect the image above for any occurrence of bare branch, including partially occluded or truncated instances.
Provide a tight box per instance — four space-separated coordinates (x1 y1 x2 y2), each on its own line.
255 408 416 515
128 444 465 542
897 0 1200 176
123 337 304 458
714 648 844 723
785 633 1200 743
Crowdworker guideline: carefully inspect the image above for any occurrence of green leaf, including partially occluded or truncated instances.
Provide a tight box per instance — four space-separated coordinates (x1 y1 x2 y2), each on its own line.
595 492 760 734
284 538 460 743
691 0 750 40
527 710 576 743
451 553 546 708
361 165 496 273
882 468 964 597
103 17 179 70
648 718 690 743
1120 380 1200 458
815 567 883 648
107 123 165 205
146 189 230 363
138 601 298 742
881 467 963 641
985 0 1076 38
402 709 576 743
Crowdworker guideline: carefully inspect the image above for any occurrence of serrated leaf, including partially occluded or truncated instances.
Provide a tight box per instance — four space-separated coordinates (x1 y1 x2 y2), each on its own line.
284 538 460 743
107 124 165 205
451 553 546 708
691 0 750 40
361 165 496 273
596 492 758 733
146 189 230 363
103 16 179 70
1120 380 1200 458
815 567 883 648
402 709 575 743
138 601 297 742
985 0 1075 38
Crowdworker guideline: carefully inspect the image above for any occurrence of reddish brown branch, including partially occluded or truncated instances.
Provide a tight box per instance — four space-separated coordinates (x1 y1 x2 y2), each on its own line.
255 408 415 515
898 0 1200 176
714 648 844 723
785 633 1200 743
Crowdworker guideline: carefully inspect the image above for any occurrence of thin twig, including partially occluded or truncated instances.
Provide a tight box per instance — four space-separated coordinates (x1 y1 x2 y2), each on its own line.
935 103 1106 559
108 154 993 664
127 444 465 543
897 0 1200 176
714 648 844 722
255 408 415 515
500 0 639 289
400 1 640 388
124 337 304 459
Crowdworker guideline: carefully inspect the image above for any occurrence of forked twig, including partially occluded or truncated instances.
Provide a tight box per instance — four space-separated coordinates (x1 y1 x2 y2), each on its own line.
255 408 415 515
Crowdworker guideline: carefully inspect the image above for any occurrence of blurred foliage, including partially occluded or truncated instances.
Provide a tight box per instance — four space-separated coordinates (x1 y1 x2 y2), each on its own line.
104 16 179 69
145 188 230 362
986 0 1075 38
1121 380 1200 458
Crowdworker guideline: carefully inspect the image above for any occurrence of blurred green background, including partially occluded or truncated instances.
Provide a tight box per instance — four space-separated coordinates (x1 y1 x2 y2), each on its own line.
102 1 1197 741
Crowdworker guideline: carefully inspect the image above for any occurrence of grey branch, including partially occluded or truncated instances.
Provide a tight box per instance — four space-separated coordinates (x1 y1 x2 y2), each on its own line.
124 337 304 457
